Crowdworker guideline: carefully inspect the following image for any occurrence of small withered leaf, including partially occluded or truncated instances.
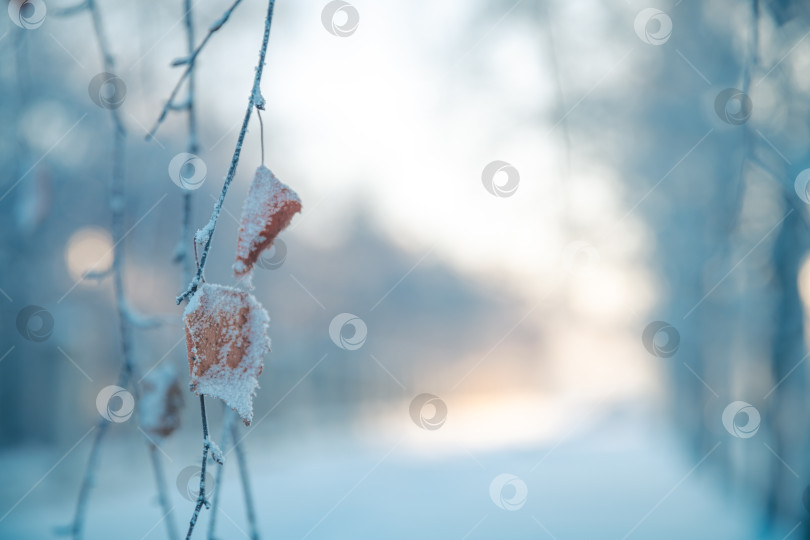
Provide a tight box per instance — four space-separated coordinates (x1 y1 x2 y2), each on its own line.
184 283 270 425
233 166 301 280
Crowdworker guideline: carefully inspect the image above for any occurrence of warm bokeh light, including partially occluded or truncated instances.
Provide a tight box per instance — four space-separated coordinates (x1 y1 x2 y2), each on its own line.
65 226 114 283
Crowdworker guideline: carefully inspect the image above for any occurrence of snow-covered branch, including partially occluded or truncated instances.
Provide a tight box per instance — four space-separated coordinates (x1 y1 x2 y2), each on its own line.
185 396 212 540
176 0 276 305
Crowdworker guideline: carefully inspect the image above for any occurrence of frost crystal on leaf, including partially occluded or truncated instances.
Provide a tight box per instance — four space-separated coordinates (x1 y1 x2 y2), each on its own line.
183 283 271 425
140 364 183 438
233 166 301 280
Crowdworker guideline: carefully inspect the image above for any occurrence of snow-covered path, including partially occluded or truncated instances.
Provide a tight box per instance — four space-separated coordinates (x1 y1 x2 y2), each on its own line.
0 417 791 540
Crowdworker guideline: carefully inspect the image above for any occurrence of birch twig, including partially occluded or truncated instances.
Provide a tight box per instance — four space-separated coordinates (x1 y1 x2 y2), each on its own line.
176 0 277 305
65 1 176 538
146 0 245 141
185 396 211 540
232 420 260 540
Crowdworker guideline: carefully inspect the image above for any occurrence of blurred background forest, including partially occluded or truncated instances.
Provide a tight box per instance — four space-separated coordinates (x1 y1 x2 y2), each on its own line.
3 0 810 538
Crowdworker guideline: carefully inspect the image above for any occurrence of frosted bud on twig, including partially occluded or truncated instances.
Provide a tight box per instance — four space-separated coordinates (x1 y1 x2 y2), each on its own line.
252 87 266 110
205 437 224 465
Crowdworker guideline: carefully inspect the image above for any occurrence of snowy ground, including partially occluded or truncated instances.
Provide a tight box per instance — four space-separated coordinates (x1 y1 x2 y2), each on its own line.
0 414 796 540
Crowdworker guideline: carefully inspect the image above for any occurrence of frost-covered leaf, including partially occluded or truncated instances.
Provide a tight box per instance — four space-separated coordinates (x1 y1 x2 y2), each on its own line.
140 364 183 438
183 283 270 425
233 166 301 280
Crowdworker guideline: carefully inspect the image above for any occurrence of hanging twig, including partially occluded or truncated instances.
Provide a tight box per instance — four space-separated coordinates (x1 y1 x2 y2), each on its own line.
153 1 276 537
71 367 145 538
148 442 179 540
206 407 260 540
70 369 129 539
232 421 260 540
257 109 265 166
173 0 202 288
146 0 245 141
64 2 176 538
173 0 201 289
176 0 277 305
70 424 109 537
186 396 212 540
207 406 235 540
68 2 129 537
174 3 223 538
183 0 200 157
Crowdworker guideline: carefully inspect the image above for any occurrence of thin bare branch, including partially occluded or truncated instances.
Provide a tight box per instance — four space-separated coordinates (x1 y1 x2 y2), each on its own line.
146 0 244 141
207 406 235 540
232 421 260 540
149 443 179 540
177 0 276 305
175 0 201 288
185 396 211 540
67 2 176 538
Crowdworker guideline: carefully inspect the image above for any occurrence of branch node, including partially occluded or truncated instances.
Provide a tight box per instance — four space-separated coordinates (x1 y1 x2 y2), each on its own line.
147 0 246 141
